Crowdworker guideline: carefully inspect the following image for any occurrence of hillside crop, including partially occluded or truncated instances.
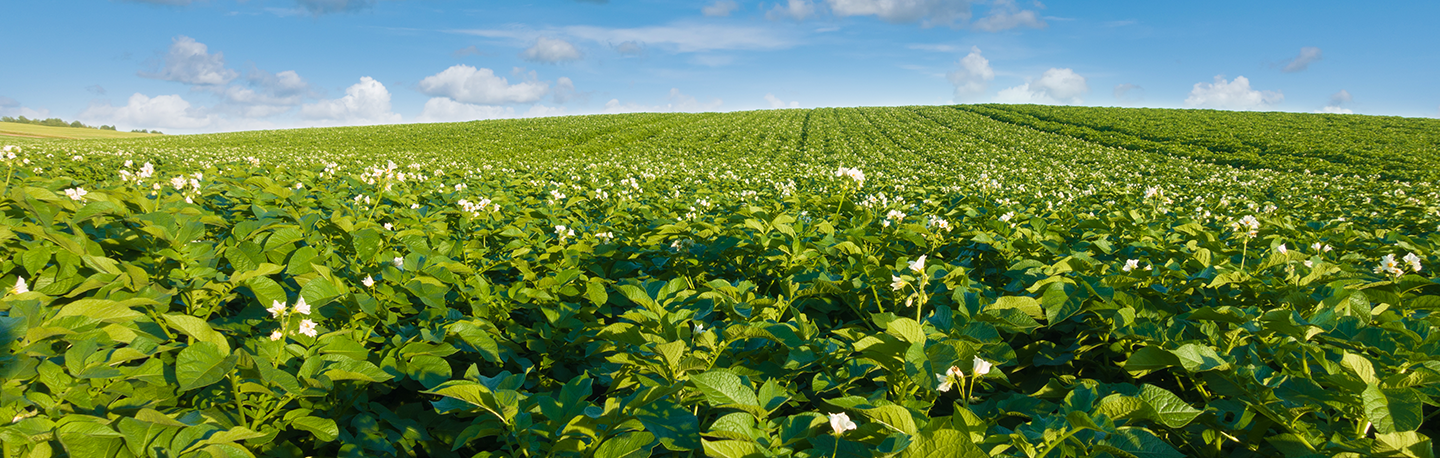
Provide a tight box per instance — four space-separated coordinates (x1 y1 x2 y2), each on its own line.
2 106 1440 457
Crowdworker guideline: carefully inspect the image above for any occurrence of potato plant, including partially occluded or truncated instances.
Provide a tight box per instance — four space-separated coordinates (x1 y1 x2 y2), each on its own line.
1 106 1439 457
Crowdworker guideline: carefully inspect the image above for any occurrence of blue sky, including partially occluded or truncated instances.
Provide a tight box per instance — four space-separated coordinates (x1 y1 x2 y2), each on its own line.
1 1 1436 134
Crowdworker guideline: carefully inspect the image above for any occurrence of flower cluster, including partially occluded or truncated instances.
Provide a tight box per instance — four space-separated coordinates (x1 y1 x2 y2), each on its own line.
834 166 865 186
63 187 88 201
883 209 906 227
1230 215 1260 238
555 225 576 241
596 231 616 243
1376 253 1423 277
936 357 995 404
267 298 317 340
457 197 498 216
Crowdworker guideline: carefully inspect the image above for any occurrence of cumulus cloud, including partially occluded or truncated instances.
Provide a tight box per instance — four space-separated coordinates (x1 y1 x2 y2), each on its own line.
1113 83 1142 101
521 37 583 63
0 96 51 120
79 93 215 130
703 0 739 16
416 98 514 123
1317 89 1353 114
767 0 816 20
213 68 318 117
300 77 401 123
1184 75 1282 110
614 41 645 56
1329 89 1352 105
140 35 238 86
552 77 583 104
972 0 1045 31
946 46 994 100
1282 47 1322 73
765 93 800 108
294 0 378 15
828 0 971 26
417 65 552 105
995 68 1088 104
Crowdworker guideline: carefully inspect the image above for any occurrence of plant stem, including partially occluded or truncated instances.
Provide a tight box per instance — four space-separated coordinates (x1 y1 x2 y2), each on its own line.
1036 427 1084 458
229 373 248 426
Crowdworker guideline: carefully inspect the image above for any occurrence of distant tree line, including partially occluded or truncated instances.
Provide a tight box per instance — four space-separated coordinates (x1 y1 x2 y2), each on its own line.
1 116 162 134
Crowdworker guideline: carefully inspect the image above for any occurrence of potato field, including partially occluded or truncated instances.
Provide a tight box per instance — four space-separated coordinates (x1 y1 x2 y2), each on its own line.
2 104 1440 458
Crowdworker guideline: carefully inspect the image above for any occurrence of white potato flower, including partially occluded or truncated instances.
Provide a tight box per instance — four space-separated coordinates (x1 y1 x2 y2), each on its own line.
64 187 88 201
828 412 857 435
10 276 27 295
362 275 375 288
267 300 286 318
908 255 926 273
973 357 993 377
269 331 284 341
294 297 311 316
1403 253 1423 273
1123 259 1139 272
298 319 318 337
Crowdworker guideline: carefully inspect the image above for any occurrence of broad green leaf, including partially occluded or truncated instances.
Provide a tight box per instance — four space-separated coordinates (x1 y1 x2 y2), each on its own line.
1096 427 1183 458
1139 384 1202 428
690 370 760 410
900 429 985 458
886 317 926 344
701 439 765 458
596 432 656 458
176 341 237 391
1124 346 1181 375
1171 343 1228 372
1365 385 1424 434
163 314 231 355
290 416 339 442
862 405 918 436
54 299 143 323
633 399 699 451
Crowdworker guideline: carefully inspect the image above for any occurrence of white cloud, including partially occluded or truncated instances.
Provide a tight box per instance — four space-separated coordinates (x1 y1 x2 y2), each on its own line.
603 88 723 113
767 0 816 20
995 68 1088 104
972 0 1045 31
946 46 994 100
294 0 378 15
552 77 582 104
140 35 238 86
453 45 485 58
1114 83 1142 101
1184 75 1282 110
417 65 551 105
79 93 215 130
416 98 514 123
909 43 960 52
765 93 800 108
614 41 644 56
828 0 972 26
1330 89 1352 105
559 23 794 53
0 96 16 108
703 0 739 16
521 37 583 63
1317 89 1353 114
1282 47 1322 73
300 77 401 123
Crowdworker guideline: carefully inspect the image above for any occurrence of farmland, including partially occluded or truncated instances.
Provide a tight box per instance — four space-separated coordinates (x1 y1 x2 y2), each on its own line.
2 104 1440 457
0 123 160 141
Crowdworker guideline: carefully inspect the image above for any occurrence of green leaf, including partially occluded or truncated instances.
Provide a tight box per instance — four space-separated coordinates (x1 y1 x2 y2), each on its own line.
1097 427 1183 458
176 341 238 391
57 421 125 458
1139 384 1202 428
406 355 452 389
989 296 1045 320
1374 431 1435 458
690 370 760 411
1171 343 1229 372
1365 385 1424 434
299 276 343 308
53 298 144 323
1124 346 1181 375
163 313 231 355
1342 352 1379 385
701 439 766 458
596 432 656 458
290 416 339 442
633 399 700 451
245 276 287 313
886 317 926 344
900 429 986 458
320 355 394 383
862 405 918 436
